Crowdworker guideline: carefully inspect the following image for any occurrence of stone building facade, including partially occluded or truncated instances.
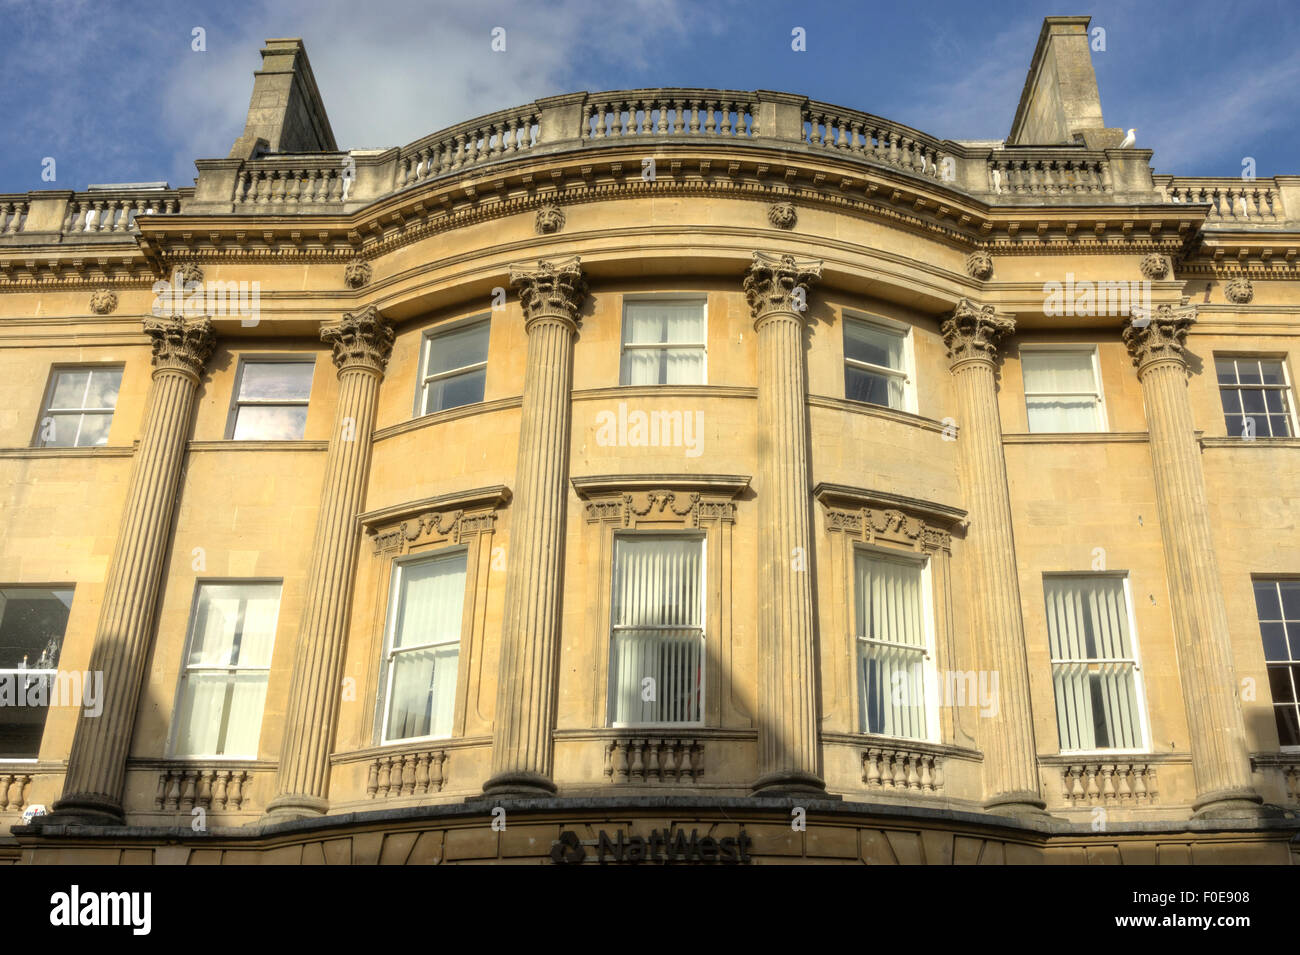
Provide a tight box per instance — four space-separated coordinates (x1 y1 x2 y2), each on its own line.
1 18 1298 864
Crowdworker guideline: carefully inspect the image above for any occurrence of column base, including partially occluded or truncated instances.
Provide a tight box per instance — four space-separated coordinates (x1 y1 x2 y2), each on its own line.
262 793 330 824
480 771 558 798
42 793 125 827
750 770 830 798
1191 788 1265 819
983 791 1052 819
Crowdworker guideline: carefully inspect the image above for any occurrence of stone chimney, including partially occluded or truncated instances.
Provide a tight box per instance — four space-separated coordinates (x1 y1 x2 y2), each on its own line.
228 38 337 159
1008 16 1123 149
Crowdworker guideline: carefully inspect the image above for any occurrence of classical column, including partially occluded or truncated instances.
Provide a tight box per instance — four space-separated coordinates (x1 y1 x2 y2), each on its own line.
483 257 587 796
266 306 393 819
1123 306 1260 816
49 315 216 825
941 299 1045 815
743 251 827 795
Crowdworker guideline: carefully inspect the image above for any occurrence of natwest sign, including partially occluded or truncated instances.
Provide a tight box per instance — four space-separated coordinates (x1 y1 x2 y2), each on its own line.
551 828 753 864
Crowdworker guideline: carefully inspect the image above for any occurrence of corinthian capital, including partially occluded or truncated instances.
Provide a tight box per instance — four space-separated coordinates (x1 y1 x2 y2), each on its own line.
742 251 822 322
1123 304 1195 371
509 256 587 329
143 314 216 379
941 299 1015 365
321 306 394 374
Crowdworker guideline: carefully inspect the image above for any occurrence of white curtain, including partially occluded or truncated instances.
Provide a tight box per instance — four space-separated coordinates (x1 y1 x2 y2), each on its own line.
609 537 703 724
174 583 280 757
384 553 466 741
621 302 705 385
856 555 927 739
1045 576 1141 750
1023 351 1101 432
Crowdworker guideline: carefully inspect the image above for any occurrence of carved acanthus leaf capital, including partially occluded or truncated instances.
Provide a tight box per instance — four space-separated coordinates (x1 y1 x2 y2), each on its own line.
509 256 587 329
1123 304 1195 370
941 299 1015 365
142 314 216 378
320 305 394 374
742 251 822 322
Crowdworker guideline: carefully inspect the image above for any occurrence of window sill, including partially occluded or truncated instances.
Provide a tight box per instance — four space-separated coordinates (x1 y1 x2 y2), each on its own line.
1003 431 1148 444
374 395 523 442
187 439 328 451
1201 436 1300 449
807 394 947 434
0 445 134 458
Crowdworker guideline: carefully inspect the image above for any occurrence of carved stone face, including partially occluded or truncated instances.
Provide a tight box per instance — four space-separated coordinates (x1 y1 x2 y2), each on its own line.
180 263 204 285
965 251 994 280
344 260 372 289
535 204 566 235
89 288 118 315
767 202 797 230
1225 277 1254 305
1139 253 1169 280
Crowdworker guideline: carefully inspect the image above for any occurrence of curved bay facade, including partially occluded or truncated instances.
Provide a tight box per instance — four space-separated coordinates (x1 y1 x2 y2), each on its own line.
3 20 1299 863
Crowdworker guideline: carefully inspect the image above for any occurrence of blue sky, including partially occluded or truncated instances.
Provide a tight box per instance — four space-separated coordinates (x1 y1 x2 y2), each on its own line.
1 0 1297 193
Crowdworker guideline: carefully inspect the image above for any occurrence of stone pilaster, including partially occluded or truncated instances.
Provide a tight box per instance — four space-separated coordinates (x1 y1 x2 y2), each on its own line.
483 257 587 796
743 251 826 795
266 306 393 819
49 315 216 825
941 299 1046 815
1123 306 1261 816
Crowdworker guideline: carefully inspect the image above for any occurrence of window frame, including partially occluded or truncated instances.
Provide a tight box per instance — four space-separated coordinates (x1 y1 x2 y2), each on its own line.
166 579 283 760
1213 353 1298 439
841 311 916 414
852 542 940 743
618 295 709 387
1019 344 1108 434
1043 571 1151 757
223 355 316 441
414 316 491 418
1251 575 1300 752
606 530 708 729
377 545 471 746
32 363 125 448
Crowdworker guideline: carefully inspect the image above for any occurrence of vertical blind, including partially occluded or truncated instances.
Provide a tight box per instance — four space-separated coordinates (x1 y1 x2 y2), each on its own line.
855 553 928 739
1044 576 1143 751
620 301 706 385
1022 351 1102 432
609 536 704 724
173 583 280 757
384 552 467 741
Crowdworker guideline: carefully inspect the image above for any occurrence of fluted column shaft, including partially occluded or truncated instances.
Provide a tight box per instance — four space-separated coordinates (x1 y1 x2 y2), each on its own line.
52 316 215 824
267 307 392 819
1125 309 1259 815
744 251 825 795
943 300 1044 814
484 258 587 795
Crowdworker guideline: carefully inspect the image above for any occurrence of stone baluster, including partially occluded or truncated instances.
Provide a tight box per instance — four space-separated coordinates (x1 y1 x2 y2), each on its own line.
743 251 827 796
46 313 216 825
1122 307 1261 816
941 299 1046 815
482 257 588 796
265 306 394 820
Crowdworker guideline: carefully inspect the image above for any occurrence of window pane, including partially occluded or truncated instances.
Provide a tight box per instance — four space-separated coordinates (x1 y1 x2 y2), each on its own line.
426 323 489 377
845 366 902 409
855 555 927 739
1219 389 1242 413
49 370 90 409
1267 665 1295 703
187 584 280 668
844 321 903 370
85 368 123 409
392 554 468 649
38 412 80 448
1242 390 1267 414
238 361 314 401
1260 361 1286 385
173 671 270 757
1281 581 1300 620
75 412 112 447
232 405 308 440
1254 580 1282 620
612 538 703 628
0 588 73 669
1215 359 1237 384
423 366 486 414
1269 415 1293 438
1277 705 1300 747
1022 351 1097 394
620 348 704 386
1027 396 1100 433
1237 361 1263 385
624 302 705 344
1260 622 1288 661
385 645 459 740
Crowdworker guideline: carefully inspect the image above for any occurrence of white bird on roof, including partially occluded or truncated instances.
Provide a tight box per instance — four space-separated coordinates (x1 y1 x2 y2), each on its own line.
1119 128 1137 148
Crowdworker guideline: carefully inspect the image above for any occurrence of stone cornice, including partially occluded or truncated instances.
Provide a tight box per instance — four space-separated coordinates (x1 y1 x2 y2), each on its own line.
358 485 512 529
813 482 963 554
359 485 512 555
320 304 394 374
813 483 968 529
572 473 750 529
941 298 1016 366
